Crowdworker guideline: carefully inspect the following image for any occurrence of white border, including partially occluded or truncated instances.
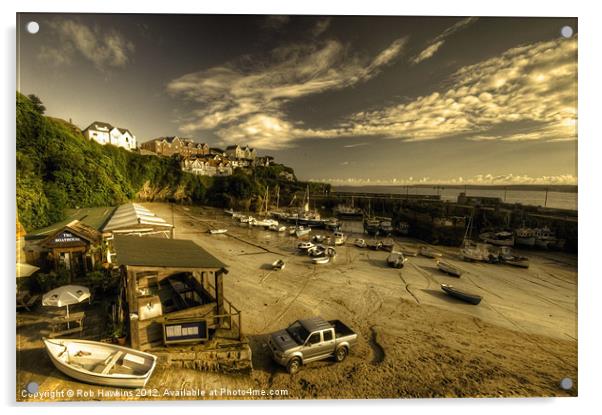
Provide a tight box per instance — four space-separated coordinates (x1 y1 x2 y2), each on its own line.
2 1 601 414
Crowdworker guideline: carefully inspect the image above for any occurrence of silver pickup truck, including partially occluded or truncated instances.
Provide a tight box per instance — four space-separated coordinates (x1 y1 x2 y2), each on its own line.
268 317 358 374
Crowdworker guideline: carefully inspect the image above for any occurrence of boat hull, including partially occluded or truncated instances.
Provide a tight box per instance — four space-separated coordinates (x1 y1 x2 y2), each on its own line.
43 339 157 389
441 284 481 305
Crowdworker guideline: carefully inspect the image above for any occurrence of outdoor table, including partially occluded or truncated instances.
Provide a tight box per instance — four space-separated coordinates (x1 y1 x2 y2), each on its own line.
48 311 85 338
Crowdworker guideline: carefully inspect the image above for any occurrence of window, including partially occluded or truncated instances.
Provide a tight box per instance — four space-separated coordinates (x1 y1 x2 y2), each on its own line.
307 333 321 345
323 330 333 341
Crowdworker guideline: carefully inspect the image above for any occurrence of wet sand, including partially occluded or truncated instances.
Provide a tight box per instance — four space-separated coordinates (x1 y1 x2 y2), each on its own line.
17 203 577 400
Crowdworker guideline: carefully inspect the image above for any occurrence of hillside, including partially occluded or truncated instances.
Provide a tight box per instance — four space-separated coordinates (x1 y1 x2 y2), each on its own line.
16 93 317 231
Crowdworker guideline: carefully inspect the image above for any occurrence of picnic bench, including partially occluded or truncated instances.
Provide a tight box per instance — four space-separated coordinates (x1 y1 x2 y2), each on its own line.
17 292 40 312
48 311 86 338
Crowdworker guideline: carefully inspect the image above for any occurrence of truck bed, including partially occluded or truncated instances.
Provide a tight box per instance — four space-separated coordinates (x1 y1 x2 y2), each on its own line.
329 320 355 338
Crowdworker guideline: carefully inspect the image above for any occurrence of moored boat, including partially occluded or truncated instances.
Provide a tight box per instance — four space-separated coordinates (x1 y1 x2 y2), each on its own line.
437 260 463 277
311 256 330 264
295 227 311 238
386 251 407 268
297 241 315 251
209 229 228 235
479 231 515 247
333 231 347 246
380 238 395 252
419 246 443 258
399 246 418 257
440 284 482 305
354 238 367 248
515 227 536 247
272 259 285 270
367 240 382 250
43 338 157 388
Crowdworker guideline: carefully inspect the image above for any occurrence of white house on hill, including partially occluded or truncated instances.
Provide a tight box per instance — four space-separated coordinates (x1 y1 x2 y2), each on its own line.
83 121 137 151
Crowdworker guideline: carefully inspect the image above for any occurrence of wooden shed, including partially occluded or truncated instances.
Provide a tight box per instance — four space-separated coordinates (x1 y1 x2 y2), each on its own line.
113 235 241 351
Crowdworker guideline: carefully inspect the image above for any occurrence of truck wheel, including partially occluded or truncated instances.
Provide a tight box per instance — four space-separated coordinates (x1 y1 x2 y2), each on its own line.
335 346 348 362
287 357 301 374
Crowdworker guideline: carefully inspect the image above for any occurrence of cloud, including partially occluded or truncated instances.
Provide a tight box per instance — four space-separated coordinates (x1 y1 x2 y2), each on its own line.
168 37 408 149
38 19 134 70
411 17 477 64
340 36 577 143
262 15 291 31
310 173 577 186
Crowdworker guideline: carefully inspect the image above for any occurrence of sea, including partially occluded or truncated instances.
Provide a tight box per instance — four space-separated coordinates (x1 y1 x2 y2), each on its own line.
333 187 577 211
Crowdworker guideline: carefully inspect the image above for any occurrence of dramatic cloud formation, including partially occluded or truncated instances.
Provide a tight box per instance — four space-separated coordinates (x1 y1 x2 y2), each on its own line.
411 17 477 64
312 173 577 186
341 36 577 143
38 19 134 70
167 37 408 148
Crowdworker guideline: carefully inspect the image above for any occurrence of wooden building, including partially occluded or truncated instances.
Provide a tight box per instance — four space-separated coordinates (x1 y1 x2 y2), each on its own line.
113 235 242 351
39 220 103 281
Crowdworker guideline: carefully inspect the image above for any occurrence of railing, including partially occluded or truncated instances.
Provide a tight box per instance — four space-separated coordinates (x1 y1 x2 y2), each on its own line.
206 280 243 341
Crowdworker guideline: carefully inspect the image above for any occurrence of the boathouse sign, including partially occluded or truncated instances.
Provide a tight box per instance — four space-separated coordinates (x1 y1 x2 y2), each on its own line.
53 231 82 244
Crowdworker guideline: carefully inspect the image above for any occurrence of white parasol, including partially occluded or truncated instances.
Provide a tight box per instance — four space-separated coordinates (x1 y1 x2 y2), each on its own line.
42 285 91 319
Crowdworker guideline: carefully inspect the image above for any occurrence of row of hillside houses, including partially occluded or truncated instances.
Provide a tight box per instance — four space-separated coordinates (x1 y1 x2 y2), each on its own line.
83 121 137 151
140 136 210 157
180 153 274 177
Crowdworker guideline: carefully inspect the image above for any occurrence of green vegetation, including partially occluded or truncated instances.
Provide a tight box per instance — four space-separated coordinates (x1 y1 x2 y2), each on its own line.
17 93 324 231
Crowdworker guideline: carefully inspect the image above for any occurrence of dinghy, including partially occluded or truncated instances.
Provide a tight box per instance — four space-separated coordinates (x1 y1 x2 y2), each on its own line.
399 246 418 257
295 227 311 238
354 238 367 248
440 284 482 305
312 256 330 264
333 231 347 246
272 259 285 270
43 338 157 388
209 229 228 234
419 246 443 258
437 260 463 277
386 251 407 268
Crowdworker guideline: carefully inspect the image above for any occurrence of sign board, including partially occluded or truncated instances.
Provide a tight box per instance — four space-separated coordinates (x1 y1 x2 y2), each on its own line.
53 231 82 244
162 318 209 345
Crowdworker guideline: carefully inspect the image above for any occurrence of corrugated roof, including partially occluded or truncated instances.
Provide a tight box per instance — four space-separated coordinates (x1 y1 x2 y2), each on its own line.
102 203 173 232
113 235 228 269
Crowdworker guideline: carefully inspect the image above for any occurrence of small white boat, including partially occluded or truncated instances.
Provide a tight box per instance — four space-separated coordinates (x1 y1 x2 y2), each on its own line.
333 231 347 246
312 256 330 264
43 338 157 388
354 238 367 248
272 259 285 270
209 229 228 234
295 227 311 238
269 224 286 232
386 251 407 268
419 246 443 258
298 241 315 251
437 260 463 277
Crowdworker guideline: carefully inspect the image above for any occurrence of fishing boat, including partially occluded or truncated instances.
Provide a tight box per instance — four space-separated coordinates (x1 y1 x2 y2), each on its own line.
437 260 463 277
209 229 228 235
399 246 418 257
43 338 157 388
297 241 315 251
419 246 442 258
497 247 530 268
440 284 482 305
380 238 395 252
386 251 407 268
378 218 393 235
460 242 489 262
272 259 285 270
479 231 515 247
367 240 382 250
312 256 330 265
333 231 347 246
312 234 326 243
354 238 367 248
534 227 558 249
295 227 311 238
334 202 364 220
324 218 341 231
515 227 536 247
364 218 381 235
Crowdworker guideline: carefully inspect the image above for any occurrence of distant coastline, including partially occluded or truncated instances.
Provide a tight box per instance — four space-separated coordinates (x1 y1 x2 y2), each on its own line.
332 184 578 193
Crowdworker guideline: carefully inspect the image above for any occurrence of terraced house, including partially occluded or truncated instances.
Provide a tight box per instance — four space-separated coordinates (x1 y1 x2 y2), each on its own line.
141 136 209 157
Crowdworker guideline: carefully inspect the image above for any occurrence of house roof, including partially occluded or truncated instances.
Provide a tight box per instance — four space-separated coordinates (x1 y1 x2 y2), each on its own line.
113 235 228 270
225 145 239 150
84 121 114 132
26 207 116 240
117 127 134 136
102 203 173 232
41 220 103 248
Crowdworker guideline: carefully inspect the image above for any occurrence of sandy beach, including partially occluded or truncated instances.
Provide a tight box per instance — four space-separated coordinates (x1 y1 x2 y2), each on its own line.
17 202 577 400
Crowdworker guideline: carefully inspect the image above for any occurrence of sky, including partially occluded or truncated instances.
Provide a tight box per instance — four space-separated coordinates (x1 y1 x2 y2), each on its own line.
17 14 578 186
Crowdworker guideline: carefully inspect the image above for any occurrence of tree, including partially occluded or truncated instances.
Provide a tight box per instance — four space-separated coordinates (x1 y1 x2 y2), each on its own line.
27 94 46 114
